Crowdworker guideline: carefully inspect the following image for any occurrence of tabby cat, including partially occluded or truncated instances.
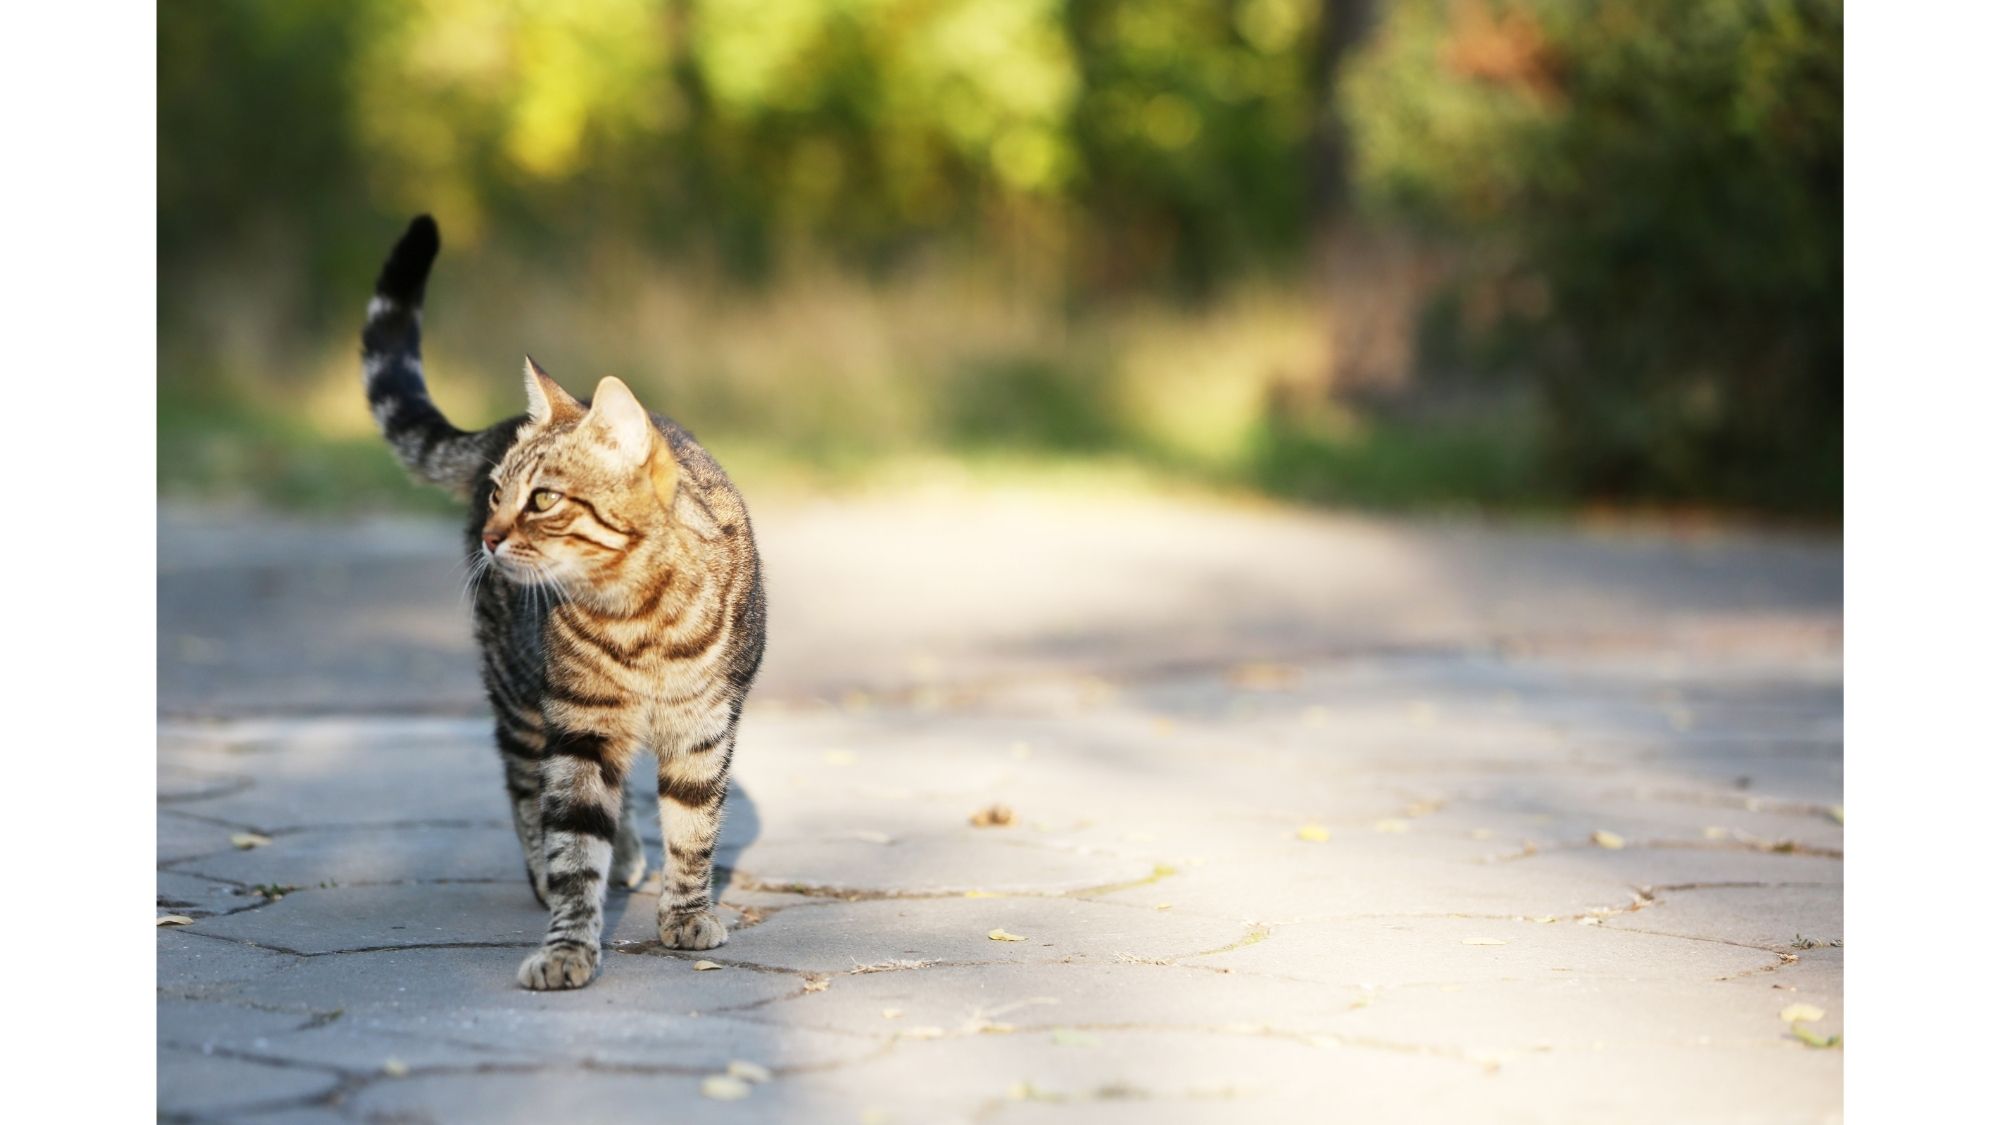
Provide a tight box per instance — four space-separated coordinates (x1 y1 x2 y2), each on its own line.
361 216 767 990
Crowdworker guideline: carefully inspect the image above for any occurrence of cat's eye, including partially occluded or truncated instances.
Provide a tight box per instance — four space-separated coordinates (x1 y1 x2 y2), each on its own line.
530 489 562 512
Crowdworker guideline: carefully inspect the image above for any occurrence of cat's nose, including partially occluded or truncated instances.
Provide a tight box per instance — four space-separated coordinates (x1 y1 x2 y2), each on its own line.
482 531 503 553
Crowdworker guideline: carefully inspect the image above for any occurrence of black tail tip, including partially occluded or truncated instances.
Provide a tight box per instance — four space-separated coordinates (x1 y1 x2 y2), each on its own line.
375 214 441 303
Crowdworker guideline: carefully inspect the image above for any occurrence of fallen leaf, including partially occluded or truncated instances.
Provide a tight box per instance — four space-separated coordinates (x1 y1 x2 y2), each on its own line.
382 1059 409 1078
1051 1028 1100 1048
1461 937 1509 946
1703 826 1730 840
802 975 830 992
156 915 194 927
1791 1024 1842 1049
988 928 1027 942
1779 1003 1825 1024
1576 917 1602 927
691 960 724 971
1296 824 1330 843
963 890 999 899
1591 830 1627 850
968 804 1016 828
700 1075 752 1101
230 833 272 850
1829 805 1844 825
726 1060 773 1084
1153 902 1173 911
1228 662 1301 691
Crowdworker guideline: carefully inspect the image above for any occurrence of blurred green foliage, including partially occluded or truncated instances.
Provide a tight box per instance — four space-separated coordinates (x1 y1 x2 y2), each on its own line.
159 0 1840 517
1344 0 1842 510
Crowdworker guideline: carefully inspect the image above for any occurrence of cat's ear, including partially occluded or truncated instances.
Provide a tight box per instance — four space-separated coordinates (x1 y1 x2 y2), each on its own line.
523 355 583 426
584 376 656 467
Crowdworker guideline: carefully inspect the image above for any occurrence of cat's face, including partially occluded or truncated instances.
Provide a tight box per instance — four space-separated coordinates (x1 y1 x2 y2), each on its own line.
481 361 677 598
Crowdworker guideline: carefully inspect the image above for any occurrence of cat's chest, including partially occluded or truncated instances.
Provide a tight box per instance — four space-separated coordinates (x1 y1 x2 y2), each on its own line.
544 612 720 722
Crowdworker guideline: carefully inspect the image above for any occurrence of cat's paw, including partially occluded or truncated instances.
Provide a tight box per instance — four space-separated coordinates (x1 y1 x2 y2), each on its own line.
613 854 648 891
517 942 599 990
660 910 728 951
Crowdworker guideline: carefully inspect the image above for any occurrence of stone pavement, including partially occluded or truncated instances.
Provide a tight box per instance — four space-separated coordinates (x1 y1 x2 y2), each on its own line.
158 493 1842 1123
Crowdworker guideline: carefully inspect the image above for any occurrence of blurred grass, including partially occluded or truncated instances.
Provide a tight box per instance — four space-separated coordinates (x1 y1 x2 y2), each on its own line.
159 256 1560 517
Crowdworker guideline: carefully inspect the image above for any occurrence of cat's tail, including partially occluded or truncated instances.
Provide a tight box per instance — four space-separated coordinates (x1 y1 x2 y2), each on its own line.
361 215 492 498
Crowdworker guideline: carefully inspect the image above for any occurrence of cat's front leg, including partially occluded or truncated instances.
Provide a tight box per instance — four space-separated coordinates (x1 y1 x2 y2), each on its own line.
517 727 634 990
657 723 736 951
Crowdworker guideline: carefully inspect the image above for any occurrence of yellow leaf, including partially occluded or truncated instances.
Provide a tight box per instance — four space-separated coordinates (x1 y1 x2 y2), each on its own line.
1792 1024 1842 1049
156 915 194 927
988 928 1027 942
230 832 272 849
1779 1003 1825 1024
726 1060 772 1084
1829 805 1844 825
963 890 999 899
691 960 724 971
1461 937 1508 946
700 1075 752 1101
802 975 831 992
1228 662 1300 691
968 804 1016 828
1296 824 1330 843
1591 830 1626 850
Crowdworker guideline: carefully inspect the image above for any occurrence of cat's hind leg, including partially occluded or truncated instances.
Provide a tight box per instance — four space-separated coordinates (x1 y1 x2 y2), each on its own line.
492 707 549 906
610 773 650 890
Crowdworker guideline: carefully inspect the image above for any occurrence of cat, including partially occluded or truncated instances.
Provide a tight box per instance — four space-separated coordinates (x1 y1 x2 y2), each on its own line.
361 215 767 990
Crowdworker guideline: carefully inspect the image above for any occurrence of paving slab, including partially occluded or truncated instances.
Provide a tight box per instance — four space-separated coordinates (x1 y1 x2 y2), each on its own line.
157 496 1840 1122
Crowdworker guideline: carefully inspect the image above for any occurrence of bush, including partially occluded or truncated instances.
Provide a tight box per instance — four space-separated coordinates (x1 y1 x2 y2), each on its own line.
1343 0 1842 513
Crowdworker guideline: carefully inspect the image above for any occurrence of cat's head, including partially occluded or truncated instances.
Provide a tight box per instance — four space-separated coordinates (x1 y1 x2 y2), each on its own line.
479 358 679 599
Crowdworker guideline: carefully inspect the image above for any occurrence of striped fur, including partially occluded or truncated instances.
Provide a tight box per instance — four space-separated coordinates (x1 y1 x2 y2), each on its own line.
361 216 767 991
